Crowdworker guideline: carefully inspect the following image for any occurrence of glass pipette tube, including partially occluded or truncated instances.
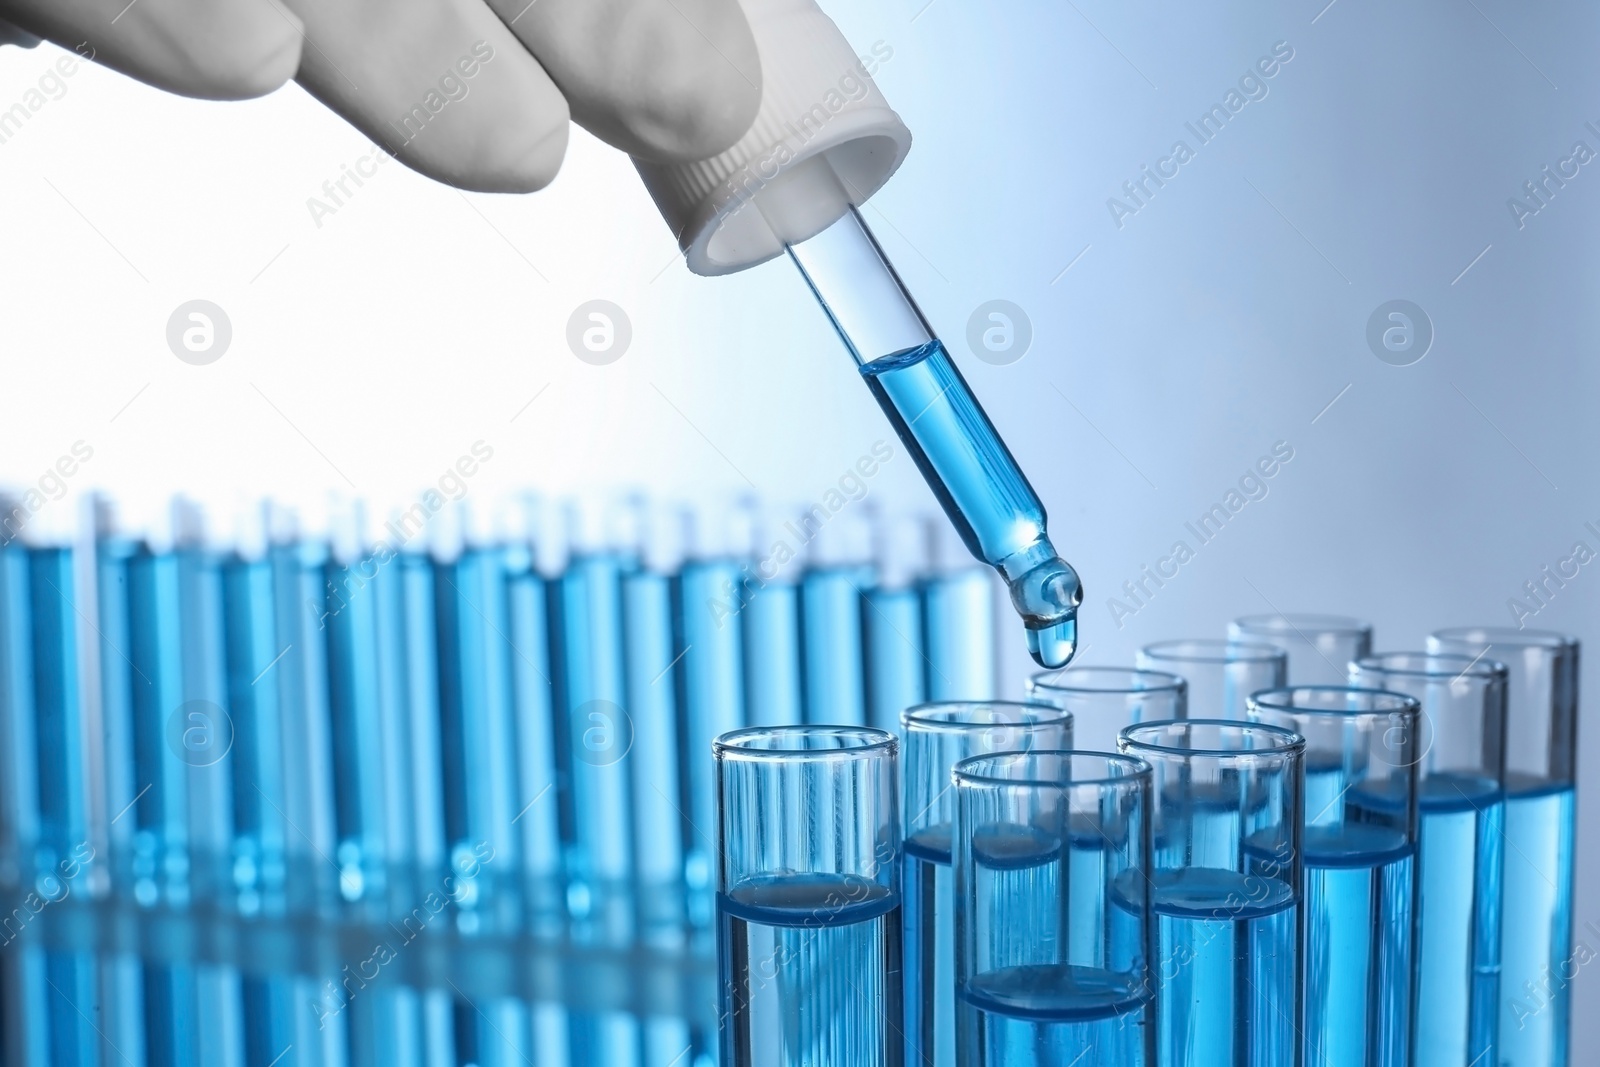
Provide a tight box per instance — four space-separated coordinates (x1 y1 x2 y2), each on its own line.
786 206 1082 668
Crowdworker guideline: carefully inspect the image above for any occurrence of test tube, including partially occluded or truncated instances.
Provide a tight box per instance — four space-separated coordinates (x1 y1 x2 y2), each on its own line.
863 514 927 734
269 524 339 916
503 500 561 931
433 522 525 932
1350 652 1507 1067
798 510 873 727
28 544 92 904
919 517 996 702
951 751 1154 1067
1026 667 1188 753
902 702 1071 1067
740 504 804 730
397 547 449 907
323 508 395 912
220 516 289 917
787 204 1082 667
0 518 39 893
549 500 635 931
714 725 902 1066
1229 614 1373 685
1426 627 1576 1067
622 501 687 935
1117 720 1304 1067
1136 639 1286 720
676 502 749 913
1248 686 1421 1067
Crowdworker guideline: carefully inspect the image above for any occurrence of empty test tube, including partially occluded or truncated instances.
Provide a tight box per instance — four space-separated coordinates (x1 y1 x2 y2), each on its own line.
1229 613 1373 685
785 199 1081 668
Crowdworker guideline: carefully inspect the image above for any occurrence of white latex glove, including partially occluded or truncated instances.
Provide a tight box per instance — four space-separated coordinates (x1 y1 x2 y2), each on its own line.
0 0 762 192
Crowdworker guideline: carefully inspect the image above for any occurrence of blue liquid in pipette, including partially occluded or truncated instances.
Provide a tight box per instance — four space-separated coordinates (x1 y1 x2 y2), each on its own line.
1302 822 1415 1067
1115 866 1297 1067
860 340 1080 669
1497 776 1574 1067
718 874 903 1066
1355 772 1503 1067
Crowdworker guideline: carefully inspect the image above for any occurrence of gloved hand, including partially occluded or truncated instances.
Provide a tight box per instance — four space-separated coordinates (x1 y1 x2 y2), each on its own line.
0 0 762 192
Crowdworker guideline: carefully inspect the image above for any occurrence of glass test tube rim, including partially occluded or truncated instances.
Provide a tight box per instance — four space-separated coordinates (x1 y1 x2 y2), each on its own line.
1118 718 1305 761
1138 638 1287 666
901 699 1069 736
1231 612 1373 637
1247 684 1422 720
712 724 897 764
1428 625 1576 651
1027 666 1187 697
1354 650 1509 681
952 749 1152 790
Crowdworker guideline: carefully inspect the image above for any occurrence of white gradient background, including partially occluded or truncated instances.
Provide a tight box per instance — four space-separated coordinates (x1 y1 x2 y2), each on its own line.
0 0 1595 1048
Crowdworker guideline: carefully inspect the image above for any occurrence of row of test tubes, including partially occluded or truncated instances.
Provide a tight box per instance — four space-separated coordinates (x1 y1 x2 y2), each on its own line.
0 492 1000 1066
713 616 1580 1067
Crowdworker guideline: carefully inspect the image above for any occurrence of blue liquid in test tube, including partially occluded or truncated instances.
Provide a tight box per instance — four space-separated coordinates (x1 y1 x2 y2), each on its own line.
1428 628 1576 1067
1250 686 1421 1067
1119 720 1304 1067
787 204 1081 669
433 538 523 930
548 502 635 930
919 566 997 702
28 546 89 899
270 533 339 915
903 702 1069 1067
500 520 561 930
739 505 803 730
951 751 1154 1067
621 501 686 934
798 512 873 726
0 527 39 893
398 549 448 900
715 726 903 1066
863 515 925 734
221 540 289 914
1353 652 1507 1067
675 505 747 911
